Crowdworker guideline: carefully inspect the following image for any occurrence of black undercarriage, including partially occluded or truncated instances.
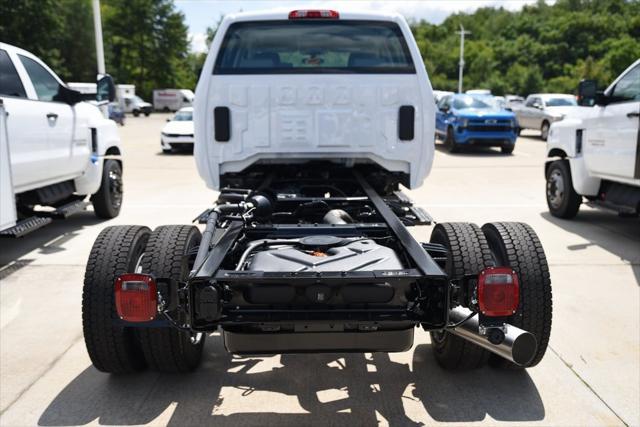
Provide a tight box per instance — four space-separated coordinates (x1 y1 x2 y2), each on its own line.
145 164 469 353
85 163 547 372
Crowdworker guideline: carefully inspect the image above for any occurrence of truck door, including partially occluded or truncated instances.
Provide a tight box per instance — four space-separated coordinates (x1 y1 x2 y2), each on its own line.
17 54 88 181
584 63 640 181
0 48 54 192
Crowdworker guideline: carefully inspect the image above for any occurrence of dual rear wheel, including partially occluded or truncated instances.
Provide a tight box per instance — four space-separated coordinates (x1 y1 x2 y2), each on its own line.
82 225 205 373
429 222 552 370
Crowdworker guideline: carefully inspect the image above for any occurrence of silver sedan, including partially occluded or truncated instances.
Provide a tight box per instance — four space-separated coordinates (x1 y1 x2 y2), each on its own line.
513 94 577 140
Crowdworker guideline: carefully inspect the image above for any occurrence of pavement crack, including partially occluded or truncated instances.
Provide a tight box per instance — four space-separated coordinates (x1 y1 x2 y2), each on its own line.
0 333 83 416
549 345 628 426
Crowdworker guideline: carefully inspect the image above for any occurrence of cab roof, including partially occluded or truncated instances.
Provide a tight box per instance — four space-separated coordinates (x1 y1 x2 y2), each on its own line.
224 8 404 23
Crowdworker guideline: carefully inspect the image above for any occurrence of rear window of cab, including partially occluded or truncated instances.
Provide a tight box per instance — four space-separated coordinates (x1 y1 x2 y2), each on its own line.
213 20 415 74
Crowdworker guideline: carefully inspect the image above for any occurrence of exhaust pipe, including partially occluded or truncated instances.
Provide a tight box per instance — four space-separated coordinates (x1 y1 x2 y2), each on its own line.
448 307 537 366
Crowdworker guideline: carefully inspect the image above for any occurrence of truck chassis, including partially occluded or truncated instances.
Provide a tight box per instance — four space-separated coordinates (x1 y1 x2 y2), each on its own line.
82 164 552 373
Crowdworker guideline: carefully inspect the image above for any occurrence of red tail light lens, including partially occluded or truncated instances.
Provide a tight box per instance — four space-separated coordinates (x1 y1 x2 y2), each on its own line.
478 267 519 317
114 274 157 322
288 10 339 19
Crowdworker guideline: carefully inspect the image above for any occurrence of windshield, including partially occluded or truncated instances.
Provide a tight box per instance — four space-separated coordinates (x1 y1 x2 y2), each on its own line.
545 97 576 107
133 95 144 103
214 20 415 74
173 111 193 121
452 95 493 110
485 97 506 109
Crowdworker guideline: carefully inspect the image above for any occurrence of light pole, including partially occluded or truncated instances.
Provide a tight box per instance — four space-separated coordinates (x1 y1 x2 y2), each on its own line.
92 0 106 75
92 0 107 116
457 24 471 94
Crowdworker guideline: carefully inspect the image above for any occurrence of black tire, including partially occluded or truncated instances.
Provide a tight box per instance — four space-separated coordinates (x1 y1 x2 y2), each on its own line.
92 159 123 219
445 126 459 153
82 226 150 373
144 111 150 117
137 225 205 372
501 144 515 154
481 222 552 368
132 109 140 117
540 121 550 141
429 223 493 370
546 160 581 219
517 127 522 136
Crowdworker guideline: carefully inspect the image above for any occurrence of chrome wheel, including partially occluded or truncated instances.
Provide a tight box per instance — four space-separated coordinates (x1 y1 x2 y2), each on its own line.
547 169 565 209
108 167 123 210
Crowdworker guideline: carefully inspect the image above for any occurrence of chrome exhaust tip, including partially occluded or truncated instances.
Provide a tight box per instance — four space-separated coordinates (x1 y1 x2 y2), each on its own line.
448 307 537 366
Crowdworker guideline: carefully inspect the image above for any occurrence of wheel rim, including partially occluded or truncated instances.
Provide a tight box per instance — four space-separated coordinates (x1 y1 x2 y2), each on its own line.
547 169 565 209
108 167 123 209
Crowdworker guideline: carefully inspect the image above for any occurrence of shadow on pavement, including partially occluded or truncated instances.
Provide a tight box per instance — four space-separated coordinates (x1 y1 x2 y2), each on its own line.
434 143 505 157
0 211 106 270
540 210 640 285
155 149 194 156
38 336 544 426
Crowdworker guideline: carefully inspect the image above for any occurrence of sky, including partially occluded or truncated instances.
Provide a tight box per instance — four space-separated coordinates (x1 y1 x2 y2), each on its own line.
174 0 542 53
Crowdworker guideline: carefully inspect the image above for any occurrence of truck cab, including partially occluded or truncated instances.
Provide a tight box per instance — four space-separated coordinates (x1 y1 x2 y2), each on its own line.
0 42 123 236
545 59 640 218
194 10 435 190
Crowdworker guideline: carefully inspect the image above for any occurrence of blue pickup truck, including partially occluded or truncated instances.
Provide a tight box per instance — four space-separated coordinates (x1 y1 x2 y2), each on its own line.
436 94 518 154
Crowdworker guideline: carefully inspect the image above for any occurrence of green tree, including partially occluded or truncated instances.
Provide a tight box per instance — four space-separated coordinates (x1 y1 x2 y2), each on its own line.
412 0 640 95
0 0 95 81
102 0 192 98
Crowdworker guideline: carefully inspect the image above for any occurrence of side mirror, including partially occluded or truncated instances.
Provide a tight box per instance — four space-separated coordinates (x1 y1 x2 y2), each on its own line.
55 84 83 105
578 79 597 106
166 118 171 122
440 105 450 113
581 81 609 107
532 102 542 109
97 74 116 103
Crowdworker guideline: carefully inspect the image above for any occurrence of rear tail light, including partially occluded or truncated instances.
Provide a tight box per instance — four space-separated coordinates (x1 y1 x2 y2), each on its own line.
114 273 157 322
288 10 339 19
478 267 519 317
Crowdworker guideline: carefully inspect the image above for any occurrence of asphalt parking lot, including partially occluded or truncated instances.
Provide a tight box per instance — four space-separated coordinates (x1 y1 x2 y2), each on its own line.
1 113 638 426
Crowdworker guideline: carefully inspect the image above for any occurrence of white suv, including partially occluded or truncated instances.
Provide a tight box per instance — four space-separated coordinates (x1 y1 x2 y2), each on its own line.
194 9 435 190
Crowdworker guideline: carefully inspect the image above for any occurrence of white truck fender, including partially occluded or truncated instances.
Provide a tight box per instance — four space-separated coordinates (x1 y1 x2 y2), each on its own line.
0 99 18 231
546 117 600 196
73 104 123 195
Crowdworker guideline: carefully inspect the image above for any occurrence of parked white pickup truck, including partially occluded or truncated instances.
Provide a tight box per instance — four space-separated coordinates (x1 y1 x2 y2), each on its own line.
545 59 640 218
0 42 123 237
80 9 552 376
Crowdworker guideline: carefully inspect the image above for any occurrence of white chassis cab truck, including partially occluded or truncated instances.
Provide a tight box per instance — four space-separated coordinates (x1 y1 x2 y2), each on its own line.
545 59 640 218
81 9 552 375
0 43 123 237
